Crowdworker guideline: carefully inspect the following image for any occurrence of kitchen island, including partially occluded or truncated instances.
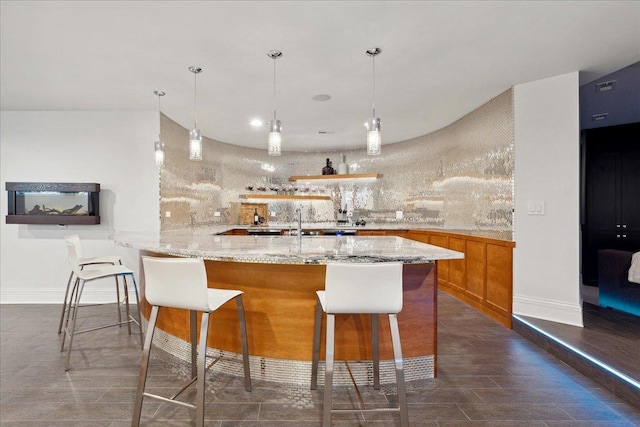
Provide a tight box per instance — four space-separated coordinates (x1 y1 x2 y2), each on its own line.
114 230 464 385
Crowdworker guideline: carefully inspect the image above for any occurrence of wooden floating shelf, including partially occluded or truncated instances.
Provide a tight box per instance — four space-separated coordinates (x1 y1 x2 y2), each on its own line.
239 194 331 200
289 173 382 181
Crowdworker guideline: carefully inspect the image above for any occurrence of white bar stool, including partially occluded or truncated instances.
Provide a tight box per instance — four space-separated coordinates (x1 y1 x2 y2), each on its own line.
57 234 123 334
61 234 143 371
132 257 252 427
310 262 408 427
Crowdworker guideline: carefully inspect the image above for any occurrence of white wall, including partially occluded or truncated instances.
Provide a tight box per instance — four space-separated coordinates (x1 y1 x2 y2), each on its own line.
0 111 159 303
513 72 583 326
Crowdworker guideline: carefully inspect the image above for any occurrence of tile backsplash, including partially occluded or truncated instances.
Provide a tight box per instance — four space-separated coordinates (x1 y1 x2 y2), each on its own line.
160 89 514 234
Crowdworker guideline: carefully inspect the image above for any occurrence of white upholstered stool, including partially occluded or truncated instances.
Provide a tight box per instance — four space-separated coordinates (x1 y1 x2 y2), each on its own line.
61 234 143 371
310 262 408 427
132 257 251 427
57 234 123 334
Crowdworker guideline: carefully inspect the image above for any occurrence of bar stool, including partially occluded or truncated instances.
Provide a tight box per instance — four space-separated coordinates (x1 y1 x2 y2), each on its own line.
310 262 408 427
57 234 123 334
132 257 252 427
61 234 143 371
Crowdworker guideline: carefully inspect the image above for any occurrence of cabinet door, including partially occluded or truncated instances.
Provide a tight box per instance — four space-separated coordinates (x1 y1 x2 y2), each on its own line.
587 152 618 230
620 150 640 231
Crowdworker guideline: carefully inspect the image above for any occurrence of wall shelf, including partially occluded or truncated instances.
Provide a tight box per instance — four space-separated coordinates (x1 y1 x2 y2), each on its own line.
239 194 331 200
288 173 381 182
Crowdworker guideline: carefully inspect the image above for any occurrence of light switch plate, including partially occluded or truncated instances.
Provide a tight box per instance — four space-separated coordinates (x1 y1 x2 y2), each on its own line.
527 201 545 215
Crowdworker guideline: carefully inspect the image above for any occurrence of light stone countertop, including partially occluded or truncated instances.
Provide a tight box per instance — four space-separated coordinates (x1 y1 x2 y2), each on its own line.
112 228 464 265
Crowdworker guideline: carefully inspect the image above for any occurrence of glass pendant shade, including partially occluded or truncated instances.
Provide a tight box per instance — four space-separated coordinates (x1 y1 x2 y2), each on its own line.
189 128 202 161
153 90 166 168
154 139 165 167
366 117 381 156
268 119 282 156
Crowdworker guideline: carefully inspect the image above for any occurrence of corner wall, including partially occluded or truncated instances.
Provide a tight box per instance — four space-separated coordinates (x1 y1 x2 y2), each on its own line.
513 72 583 326
0 111 159 303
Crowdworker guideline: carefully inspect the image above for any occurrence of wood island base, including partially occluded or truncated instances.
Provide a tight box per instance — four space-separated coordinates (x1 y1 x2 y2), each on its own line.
139 251 438 385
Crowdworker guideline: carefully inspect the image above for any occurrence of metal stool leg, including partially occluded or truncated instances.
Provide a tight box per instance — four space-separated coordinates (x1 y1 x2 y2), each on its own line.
57 271 75 334
65 279 86 371
129 274 144 349
389 313 408 427
310 298 323 390
61 277 80 352
372 313 380 389
322 313 335 427
132 305 159 427
196 312 210 427
235 296 252 392
121 276 132 335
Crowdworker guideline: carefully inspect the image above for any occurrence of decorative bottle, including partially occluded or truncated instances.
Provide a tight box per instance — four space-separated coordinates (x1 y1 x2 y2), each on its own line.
337 154 348 175
322 158 335 175
253 208 259 226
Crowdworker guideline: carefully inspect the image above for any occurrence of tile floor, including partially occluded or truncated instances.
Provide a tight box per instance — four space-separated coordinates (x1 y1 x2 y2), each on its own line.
1 292 639 426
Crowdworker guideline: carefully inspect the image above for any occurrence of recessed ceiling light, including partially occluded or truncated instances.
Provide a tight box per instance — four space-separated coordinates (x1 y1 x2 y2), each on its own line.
250 119 263 127
312 94 332 102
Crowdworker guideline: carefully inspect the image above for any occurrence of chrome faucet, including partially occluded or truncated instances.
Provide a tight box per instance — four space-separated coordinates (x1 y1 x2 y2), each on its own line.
295 208 302 246
296 208 302 233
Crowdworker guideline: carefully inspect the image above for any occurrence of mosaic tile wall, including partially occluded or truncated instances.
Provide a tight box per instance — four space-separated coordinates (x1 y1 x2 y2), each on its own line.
160 89 514 233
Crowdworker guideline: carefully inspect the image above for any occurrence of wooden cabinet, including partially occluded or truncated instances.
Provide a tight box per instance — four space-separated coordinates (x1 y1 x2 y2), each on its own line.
582 123 640 285
405 230 515 328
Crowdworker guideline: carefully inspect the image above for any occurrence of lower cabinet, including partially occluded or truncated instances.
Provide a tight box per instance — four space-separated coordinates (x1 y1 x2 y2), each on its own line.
405 230 515 328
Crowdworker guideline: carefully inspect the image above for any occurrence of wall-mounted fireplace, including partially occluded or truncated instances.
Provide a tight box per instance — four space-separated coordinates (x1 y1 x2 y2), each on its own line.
6 182 100 225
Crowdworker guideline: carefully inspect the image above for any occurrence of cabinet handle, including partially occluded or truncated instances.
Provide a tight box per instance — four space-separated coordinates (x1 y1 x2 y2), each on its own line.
617 224 621 228
616 234 621 238
622 224 627 229
622 234 627 238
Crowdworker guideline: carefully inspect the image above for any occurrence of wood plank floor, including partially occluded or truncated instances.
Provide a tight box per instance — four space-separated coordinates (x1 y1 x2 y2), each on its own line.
1 292 639 426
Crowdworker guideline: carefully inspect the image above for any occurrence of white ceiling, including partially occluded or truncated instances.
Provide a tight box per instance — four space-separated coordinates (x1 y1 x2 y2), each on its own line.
2 1 639 153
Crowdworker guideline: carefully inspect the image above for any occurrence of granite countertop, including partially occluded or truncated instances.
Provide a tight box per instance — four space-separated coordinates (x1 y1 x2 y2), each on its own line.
112 228 464 265
213 223 513 241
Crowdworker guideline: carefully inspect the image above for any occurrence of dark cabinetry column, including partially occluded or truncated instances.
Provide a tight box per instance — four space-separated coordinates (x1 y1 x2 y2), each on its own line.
582 123 640 285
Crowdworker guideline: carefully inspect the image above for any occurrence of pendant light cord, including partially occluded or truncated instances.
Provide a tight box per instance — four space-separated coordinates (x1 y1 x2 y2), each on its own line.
193 71 198 128
372 54 376 118
273 57 277 120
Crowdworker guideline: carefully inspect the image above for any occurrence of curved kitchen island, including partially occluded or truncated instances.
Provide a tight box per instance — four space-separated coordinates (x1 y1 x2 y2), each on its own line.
115 230 464 385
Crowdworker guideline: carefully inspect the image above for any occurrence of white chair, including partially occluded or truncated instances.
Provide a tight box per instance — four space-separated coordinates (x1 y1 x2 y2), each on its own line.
61 234 143 371
57 234 123 334
310 262 408 427
132 257 251 427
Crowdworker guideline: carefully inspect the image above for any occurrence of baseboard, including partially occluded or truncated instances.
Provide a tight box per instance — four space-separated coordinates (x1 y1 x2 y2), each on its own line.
513 294 583 327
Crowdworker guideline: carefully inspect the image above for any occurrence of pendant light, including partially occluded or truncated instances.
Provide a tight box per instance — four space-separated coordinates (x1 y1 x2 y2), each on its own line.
153 90 166 167
267 50 282 156
365 48 382 156
189 66 203 161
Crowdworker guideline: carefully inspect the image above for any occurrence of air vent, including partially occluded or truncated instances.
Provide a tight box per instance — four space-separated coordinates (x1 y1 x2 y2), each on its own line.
592 113 608 121
595 80 616 93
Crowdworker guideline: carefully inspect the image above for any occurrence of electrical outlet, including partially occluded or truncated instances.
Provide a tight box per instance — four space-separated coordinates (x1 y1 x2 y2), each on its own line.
165 211 171 218
396 210 403 219
214 211 221 217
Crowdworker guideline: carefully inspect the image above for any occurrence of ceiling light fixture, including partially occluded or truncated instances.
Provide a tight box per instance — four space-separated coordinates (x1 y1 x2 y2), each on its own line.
267 50 282 156
365 47 382 156
188 66 203 161
153 90 166 168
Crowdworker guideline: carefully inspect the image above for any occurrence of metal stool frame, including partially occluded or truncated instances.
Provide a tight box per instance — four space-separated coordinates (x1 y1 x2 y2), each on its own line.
132 257 251 427
310 262 409 427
